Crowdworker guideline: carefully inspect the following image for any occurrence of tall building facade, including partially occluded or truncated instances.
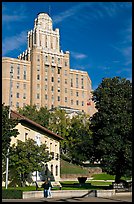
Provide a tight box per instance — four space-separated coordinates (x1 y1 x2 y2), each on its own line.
2 13 96 116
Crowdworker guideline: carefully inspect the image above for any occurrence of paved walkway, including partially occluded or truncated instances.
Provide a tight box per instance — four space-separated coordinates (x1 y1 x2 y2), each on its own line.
2 192 132 202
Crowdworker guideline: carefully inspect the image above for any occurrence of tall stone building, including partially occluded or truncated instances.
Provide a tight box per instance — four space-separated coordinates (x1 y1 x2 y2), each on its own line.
2 13 96 116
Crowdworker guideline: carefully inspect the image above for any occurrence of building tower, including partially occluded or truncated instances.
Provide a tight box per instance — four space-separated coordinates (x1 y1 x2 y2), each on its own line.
2 13 96 116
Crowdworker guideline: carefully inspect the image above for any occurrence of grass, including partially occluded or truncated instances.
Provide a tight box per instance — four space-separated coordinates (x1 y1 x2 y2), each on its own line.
91 173 131 181
60 159 89 175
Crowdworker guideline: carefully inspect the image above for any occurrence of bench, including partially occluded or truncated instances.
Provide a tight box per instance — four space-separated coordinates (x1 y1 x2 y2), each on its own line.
51 181 62 190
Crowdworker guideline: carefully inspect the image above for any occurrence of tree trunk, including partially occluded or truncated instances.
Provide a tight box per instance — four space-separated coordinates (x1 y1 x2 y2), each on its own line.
115 173 121 183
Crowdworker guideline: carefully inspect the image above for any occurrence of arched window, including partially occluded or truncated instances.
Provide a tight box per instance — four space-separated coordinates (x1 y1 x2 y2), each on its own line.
51 164 53 175
56 165 58 176
45 164 48 175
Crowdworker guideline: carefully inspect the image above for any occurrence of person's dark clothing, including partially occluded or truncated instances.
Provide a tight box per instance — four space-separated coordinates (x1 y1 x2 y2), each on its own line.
42 182 49 197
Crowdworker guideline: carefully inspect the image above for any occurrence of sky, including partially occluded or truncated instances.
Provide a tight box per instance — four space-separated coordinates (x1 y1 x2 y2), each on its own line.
2 2 132 90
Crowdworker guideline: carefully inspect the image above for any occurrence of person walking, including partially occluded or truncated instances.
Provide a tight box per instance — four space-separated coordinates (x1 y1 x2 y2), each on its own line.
41 180 49 198
47 177 52 198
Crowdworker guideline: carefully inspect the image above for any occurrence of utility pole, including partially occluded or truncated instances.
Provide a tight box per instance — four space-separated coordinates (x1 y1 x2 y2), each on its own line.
5 69 13 189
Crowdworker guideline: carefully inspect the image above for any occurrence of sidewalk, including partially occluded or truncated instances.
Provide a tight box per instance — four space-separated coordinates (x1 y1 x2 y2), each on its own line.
2 192 132 202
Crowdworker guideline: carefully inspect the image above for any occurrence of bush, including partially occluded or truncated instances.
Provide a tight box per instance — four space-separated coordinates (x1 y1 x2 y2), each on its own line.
2 189 23 199
77 177 87 184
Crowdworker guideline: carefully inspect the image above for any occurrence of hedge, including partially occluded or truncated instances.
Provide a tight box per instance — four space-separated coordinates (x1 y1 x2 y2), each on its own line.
2 189 23 199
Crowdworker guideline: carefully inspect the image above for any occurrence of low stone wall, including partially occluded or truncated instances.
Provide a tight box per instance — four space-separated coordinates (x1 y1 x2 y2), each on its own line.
23 189 117 199
23 190 95 199
95 190 116 198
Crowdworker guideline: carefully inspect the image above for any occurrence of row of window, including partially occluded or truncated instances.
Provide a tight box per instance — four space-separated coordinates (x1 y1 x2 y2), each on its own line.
44 66 67 75
10 64 27 80
45 164 58 177
44 55 68 67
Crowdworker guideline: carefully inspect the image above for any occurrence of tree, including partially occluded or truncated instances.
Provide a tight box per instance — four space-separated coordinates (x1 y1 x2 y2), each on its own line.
90 77 132 182
2 104 19 179
9 139 51 187
48 108 71 155
67 114 93 164
18 105 50 128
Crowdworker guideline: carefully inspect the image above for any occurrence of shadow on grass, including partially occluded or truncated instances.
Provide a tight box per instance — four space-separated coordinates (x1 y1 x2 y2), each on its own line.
60 182 112 190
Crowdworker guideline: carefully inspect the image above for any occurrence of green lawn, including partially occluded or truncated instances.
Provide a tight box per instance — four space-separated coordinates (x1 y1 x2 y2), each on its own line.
60 159 89 175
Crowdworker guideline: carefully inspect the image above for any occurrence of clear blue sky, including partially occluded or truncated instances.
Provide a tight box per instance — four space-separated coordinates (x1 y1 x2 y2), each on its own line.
2 2 132 90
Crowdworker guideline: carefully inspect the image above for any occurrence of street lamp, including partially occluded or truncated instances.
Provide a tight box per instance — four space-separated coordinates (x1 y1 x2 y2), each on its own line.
5 69 13 189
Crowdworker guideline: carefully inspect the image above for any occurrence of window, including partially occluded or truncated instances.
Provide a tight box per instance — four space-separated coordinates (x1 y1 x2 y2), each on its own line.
71 100 73 105
51 77 54 82
76 91 79 97
81 76 84 89
58 87 60 92
58 77 60 83
16 102 19 108
45 77 47 81
23 83 26 90
45 66 48 72
82 91 84 98
51 86 54 92
11 81 13 88
10 64 14 73
76 74 79 88
64 70 67 76
52 56 54 63
25 132 28 141
16 93 19 98
17 65 20 75
58 96 60 101
65 97 67 102
56 165 58 176
51 164 53 175
65 61 68 66
16 82 20 89
37 65 40 71
36 103 40 110
58 58 60 64
37 55 40 62
45 85 47 90
45 94 48 100
71 90 73 96
65 79 67 84
37 93 40 99
45 55 48 62
76 100 79 105
82 101 84 106
65 88 67 93
45 164 48 175
37 84 40 90
23 66 27 80
71 78 73 87
52 95 54 102
37 74 40 80
51 67 54 73
23 93 26 99
17 65 20 79
58 68 60 74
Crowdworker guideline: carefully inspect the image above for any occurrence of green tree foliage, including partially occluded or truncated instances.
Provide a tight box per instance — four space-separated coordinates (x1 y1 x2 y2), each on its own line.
9 139 51 187
2 104 19 178
18 105 50 127
48 108 71 154
2 104 19 156
90 77 132 182
67 114 93 164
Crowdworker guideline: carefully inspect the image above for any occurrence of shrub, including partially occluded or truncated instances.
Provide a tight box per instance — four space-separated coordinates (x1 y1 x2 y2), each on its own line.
2 189 23 199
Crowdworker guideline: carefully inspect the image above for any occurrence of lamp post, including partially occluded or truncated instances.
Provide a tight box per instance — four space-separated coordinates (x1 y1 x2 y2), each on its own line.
5 69 13 189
